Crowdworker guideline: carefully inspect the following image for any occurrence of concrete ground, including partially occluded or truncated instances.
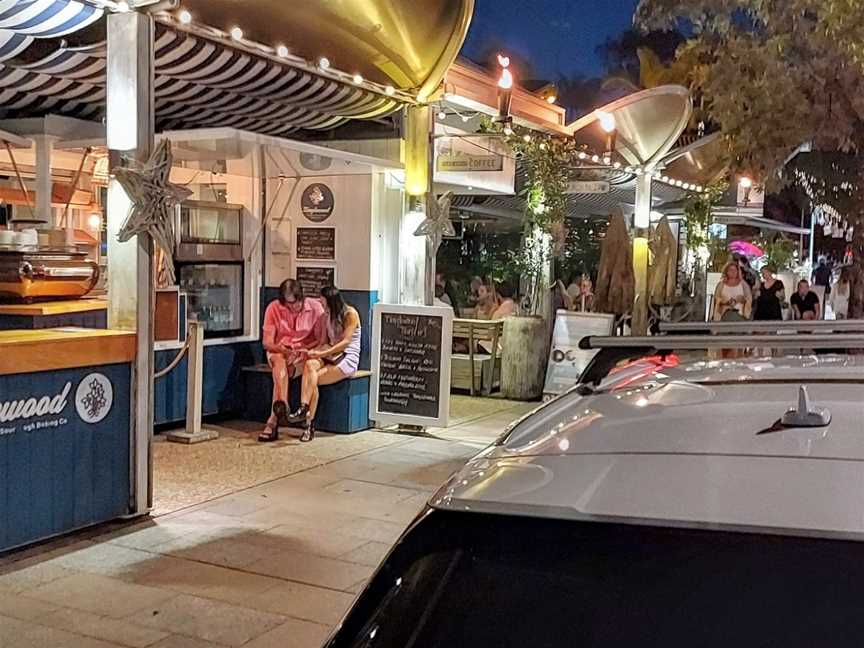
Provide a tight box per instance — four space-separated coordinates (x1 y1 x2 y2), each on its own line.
0 396 534 648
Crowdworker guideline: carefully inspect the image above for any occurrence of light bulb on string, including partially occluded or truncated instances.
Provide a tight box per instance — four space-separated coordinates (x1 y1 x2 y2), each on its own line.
523 134 531 142
230 26 243 40
178 9 192 24
591 155 600 163
384 85 395 95
437 110 446 120
578 152 587 160
352 73 363 84
318 57 331 70
277 45 289 58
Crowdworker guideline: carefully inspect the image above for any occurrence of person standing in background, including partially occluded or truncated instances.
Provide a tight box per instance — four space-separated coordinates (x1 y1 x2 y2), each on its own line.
811 257 832 318
753 266 785 321
829 267 852 319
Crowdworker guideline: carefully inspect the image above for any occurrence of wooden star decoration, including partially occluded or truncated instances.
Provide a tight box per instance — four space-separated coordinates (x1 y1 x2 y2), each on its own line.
115 139 192 285
413 190 455 256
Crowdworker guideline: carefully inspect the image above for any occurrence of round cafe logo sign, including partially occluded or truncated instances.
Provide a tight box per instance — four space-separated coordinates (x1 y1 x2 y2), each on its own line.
75 373 114 424
301 183 334 223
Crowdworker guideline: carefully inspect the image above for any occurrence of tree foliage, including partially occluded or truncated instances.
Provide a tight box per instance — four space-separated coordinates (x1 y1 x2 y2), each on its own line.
637 0 864 314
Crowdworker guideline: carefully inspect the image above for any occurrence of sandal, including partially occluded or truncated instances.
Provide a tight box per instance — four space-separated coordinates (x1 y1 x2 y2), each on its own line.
258 421 279 443
287 403 309 425
299 421 316 443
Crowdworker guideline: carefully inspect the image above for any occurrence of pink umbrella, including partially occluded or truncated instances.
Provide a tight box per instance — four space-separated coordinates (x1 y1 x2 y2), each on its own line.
728 240 764 258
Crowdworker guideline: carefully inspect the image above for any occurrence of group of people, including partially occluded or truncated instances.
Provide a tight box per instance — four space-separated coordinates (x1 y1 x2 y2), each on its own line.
260 279 361 443
713 255 853 323
435 273 518 320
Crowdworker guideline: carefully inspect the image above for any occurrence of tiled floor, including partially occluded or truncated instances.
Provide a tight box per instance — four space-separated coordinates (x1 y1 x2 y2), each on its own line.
0 397 534 648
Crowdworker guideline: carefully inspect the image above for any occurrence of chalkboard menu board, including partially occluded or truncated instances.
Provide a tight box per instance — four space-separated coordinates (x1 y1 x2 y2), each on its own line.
296 227 336 260
296 265 335 296
371 304 453 427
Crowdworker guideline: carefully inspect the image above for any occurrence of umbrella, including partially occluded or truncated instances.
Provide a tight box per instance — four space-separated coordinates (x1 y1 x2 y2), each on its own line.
649 216 677 305
728 240 764 258
595 209 634 315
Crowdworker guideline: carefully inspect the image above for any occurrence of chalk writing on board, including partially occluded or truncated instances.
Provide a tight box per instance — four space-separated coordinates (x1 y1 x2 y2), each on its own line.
377 313 442 419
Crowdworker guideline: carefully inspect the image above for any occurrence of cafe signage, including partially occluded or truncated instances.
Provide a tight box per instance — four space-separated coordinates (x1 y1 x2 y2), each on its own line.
543 310 615 397
296 227 336 261
296 265 336 296
0 372 114 432
565 180 610 195
436 153 503 173
301 183 335 222
370 304 453 428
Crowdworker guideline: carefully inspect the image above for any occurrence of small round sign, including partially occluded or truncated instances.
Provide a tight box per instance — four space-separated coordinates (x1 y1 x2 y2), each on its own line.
299 153 332 171
301 183 335 223
75 373 114 424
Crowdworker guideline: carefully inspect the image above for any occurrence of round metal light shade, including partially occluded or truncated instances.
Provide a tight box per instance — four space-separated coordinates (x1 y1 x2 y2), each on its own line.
569 85 692 167
178 0 474 99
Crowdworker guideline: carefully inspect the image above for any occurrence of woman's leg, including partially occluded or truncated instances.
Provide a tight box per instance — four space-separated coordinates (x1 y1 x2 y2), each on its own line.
307 365 348 422
300 359 323 406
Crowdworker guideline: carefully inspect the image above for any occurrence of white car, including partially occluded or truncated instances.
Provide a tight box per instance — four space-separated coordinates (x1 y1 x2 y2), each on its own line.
327 331 864 647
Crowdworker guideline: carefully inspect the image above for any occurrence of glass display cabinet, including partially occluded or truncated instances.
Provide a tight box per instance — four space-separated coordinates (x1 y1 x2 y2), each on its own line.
178 263 244 338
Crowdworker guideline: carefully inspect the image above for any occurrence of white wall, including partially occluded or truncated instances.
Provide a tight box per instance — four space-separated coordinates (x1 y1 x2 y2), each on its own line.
265 174 373 291
371 171 404 303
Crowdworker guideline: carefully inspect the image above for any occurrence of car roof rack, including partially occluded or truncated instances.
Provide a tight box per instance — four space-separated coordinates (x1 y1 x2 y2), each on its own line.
659 320 864 334
577 333 864 387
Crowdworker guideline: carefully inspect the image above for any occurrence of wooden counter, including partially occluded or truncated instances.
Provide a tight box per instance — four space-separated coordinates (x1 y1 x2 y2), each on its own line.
0 327 136 375
0 298 108 317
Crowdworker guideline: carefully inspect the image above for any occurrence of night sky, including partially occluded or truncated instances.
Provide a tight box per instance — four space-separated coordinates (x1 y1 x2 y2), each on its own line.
460 0 640 79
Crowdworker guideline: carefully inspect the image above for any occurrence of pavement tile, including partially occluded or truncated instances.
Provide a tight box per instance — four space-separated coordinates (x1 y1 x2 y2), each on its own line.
155 536 277 570
0 613 124 648
128 593 285 647
42 543 169 581
245 580 356 626
147 637 217 648
244 524 369 559
39 608 170 648
0 561 77 594
321 479 423 506
0 594 59 622
134 559 281 605
334 518 407 544
246 551 373 591
26 573 178 620
242 618 331 648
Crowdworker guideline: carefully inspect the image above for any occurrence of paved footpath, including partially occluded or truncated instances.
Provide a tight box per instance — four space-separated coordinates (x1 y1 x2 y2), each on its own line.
0 400 532 648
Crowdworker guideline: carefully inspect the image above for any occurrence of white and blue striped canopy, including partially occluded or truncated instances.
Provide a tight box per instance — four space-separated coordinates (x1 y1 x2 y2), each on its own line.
0 1 403 135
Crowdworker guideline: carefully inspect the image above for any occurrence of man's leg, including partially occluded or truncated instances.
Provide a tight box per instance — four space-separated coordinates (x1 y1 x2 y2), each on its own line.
270 354 289 420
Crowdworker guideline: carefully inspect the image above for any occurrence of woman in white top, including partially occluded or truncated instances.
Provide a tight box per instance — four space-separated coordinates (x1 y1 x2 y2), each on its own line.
713 261 752 321
829 267 852 319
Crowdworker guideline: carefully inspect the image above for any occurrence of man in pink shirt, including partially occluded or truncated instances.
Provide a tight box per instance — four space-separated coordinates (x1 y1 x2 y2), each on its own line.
259 279 325 441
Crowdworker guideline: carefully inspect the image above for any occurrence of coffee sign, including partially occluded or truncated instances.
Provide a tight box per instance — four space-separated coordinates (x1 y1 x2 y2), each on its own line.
565 180 610 195
301 183 334 222
436 154 503 173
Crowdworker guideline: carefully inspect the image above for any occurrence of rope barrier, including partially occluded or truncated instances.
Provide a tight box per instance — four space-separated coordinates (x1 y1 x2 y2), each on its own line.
154 336 191 379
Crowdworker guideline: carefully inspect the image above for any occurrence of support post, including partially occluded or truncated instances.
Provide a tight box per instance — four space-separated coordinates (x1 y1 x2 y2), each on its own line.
106 10 155 516
33 135 56 228
632 173 653 335
402 105 434 306
166 322 218 444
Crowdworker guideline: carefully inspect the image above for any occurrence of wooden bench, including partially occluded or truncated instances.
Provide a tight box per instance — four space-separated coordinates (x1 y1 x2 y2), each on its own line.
240 365 372 434
451 318 504 396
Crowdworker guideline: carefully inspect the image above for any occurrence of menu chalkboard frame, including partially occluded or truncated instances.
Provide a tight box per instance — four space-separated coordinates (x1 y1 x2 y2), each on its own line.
296 265 337 297
296 226 336 261
370 303 453 428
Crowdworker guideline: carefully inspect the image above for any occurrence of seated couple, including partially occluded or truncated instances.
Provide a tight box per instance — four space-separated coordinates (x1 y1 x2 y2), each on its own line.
260 279 361 443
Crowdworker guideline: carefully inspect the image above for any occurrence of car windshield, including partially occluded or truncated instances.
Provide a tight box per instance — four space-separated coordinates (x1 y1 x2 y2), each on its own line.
328 510 864 648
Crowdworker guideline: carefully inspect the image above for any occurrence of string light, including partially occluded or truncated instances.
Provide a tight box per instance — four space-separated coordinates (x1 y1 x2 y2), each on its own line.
318 57 330 70
437 110 447 120
613 161 621 169
385 85 395 95
603 156 612 165
277 45 289 57
352 73 363 84
178 9 192 24
523 134 531 142
230 26 243 40
578 152 588 160
591 154 600 163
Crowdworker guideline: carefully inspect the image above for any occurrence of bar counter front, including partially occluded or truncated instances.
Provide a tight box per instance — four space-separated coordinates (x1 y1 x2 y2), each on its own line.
0 327 136 553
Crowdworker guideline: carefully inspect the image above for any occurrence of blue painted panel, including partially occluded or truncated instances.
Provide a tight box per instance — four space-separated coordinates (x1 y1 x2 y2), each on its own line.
154 342 257 426
0 363 131 553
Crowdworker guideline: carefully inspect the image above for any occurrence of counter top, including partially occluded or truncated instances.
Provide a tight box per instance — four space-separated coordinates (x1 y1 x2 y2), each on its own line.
0 327 136 375
0 298 108 317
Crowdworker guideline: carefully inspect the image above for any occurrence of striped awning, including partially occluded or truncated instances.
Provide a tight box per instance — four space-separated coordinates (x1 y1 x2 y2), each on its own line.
0 0 101 63
0 5 404 135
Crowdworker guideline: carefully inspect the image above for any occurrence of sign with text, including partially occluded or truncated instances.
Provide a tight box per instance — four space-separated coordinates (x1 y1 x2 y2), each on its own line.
296 227 336 260
565 180 610 195
370 304 453 428
543 310 616 396
436 153 503 173
296 265 335 296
